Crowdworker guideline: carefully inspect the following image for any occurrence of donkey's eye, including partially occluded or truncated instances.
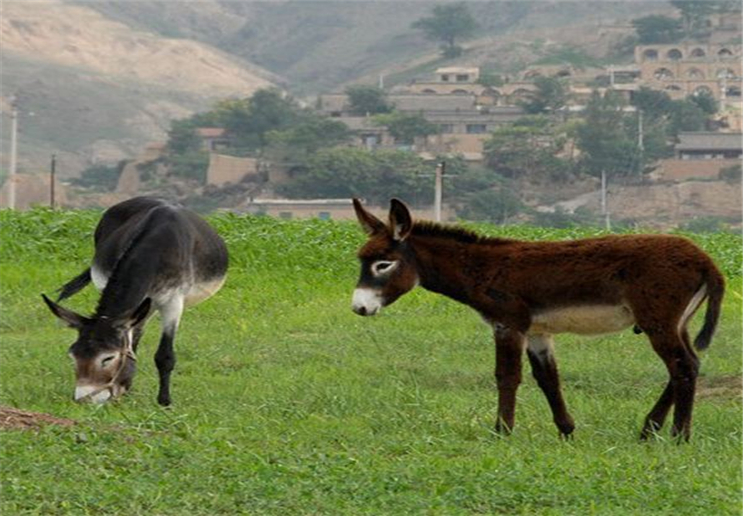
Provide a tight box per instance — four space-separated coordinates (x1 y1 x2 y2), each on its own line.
100 355 116 367
372 260 397 276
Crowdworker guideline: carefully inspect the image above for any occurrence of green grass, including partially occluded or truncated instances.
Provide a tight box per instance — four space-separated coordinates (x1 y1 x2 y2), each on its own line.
1 209 741 515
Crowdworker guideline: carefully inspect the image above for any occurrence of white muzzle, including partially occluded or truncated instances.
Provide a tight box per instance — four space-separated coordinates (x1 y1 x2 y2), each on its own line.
352 288 383 316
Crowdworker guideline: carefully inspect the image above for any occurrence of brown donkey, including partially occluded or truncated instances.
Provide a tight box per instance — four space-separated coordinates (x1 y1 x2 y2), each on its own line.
351 198 724 441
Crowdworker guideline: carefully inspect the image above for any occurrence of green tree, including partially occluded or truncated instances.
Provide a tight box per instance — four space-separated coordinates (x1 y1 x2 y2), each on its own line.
669 99 707 135
168 151 210 183
477 72 505 88
216 89 303 151
630 87 675 118
167 119 202 154
457 188 524 224
689 90 718 115
483 116 572 181
412 3 477 58
278 147 432 204
632 15 682 44
576 91 644 178
71 161 126 191
371 112 439 145
519 76 569 114
266 118 351 164
345 85 392 116
671 1 714 38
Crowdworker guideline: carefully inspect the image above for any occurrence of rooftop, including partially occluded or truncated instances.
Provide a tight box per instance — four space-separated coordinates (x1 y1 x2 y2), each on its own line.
676 132 743 151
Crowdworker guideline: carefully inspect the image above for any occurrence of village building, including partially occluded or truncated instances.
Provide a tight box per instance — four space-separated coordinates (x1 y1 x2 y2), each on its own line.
317 90 525 161
612 43 742 102
653 131 742 181
241 198 454 221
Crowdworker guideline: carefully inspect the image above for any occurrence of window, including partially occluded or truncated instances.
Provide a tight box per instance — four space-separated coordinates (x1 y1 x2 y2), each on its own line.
717 68 736 79
466 124 487 134
439 124 454 134
441 74 450 82
718 48 733 57
690 48 706 58
653 68 674 80
642 49 658 61
693 86 713 96
667 49 683 60
687 68 705 80
456 74 469 82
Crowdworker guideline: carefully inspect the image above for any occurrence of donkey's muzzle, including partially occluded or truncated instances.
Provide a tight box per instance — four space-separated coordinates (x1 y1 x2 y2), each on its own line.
352 287 382 316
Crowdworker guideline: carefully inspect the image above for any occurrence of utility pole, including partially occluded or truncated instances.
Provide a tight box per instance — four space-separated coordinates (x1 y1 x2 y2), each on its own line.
8 101 18 210
638 110 644 152
434 162 444 222
601 169 610 231
50 154 56 209
418 161 454 222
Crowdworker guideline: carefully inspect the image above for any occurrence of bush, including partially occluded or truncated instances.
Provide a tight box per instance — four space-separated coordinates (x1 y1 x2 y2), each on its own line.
70 161 125 191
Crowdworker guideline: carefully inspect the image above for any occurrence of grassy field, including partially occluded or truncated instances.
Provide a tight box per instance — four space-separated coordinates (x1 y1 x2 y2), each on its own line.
1 209 741 515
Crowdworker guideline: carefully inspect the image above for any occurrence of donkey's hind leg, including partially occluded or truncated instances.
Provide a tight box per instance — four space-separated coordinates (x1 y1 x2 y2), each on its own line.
494 327 525 435
640 380 674 440
526 334 575 438
645 327 699 442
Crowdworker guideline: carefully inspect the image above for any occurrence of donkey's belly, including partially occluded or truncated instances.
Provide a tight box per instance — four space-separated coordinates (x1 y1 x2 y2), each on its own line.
530 304 635 335
184 276 226 307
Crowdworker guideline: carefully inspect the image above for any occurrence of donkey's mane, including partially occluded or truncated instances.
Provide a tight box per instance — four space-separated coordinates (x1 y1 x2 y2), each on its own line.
411 221 515 246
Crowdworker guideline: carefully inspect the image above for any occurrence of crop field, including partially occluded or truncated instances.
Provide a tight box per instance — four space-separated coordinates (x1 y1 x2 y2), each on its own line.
1 208 741 515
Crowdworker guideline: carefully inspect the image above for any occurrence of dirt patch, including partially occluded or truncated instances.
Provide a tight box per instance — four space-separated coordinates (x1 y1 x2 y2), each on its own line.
697 375 743 401
0 406 76 431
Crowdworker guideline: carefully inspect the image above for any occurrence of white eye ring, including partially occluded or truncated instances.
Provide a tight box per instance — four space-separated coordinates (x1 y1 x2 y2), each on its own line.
372 260 398 276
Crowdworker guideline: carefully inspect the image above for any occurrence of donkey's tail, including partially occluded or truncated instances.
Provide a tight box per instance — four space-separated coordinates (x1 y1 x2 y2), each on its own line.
694 269 725 351
56 268 91 302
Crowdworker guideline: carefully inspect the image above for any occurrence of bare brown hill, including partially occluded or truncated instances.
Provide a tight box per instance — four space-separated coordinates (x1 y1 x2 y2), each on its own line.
1 0 277 174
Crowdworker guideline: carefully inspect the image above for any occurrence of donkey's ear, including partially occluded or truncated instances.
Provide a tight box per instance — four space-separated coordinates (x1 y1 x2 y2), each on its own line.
41 294 88 329
389 198 413 241
352 198 386 235
128 298 152 328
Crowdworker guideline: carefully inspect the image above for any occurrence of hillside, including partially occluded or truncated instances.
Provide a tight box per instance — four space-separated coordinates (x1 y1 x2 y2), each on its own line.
1 0 276 174
1 0 669 175
88 1 669 95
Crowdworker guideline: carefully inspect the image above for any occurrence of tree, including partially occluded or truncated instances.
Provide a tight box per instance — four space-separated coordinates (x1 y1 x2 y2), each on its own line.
631 87 675 118
71 161 126 191
519 76 569 114
689 90 718 115
576 91 644 178
371 112 439 145
457 188 524 224
632 15 682 44
483 116 572 182
278 147 432 204
671 1 714 38
345 85 392 116
266 118 351 164
412 3 477 58
669 99 707 135
167 119 202 154
216 89 302 151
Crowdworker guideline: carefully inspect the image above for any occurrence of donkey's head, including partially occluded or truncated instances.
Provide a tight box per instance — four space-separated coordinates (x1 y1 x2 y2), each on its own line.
41 295 151 403
352 198 419 316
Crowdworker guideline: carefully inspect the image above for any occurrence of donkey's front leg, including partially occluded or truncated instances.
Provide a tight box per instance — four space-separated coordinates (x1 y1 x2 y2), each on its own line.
155 297 183 406
494 326 525 435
